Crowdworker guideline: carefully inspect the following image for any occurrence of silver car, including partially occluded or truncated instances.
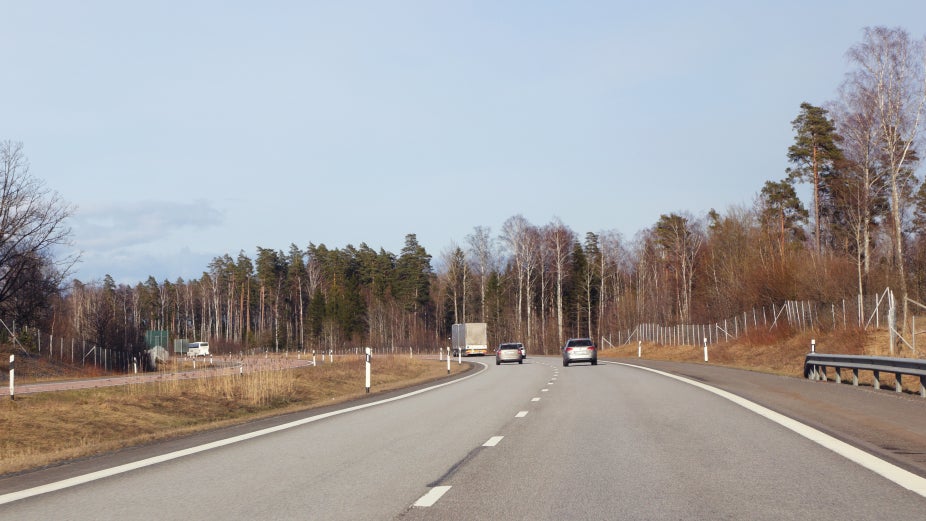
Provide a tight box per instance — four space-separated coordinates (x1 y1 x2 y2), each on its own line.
562 338 597 366
496 343 524 365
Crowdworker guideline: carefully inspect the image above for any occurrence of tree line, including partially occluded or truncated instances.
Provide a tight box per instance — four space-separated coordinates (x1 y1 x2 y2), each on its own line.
5 26 926 361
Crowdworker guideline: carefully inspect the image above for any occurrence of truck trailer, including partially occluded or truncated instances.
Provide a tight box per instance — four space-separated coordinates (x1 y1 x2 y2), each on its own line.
451 323 488 356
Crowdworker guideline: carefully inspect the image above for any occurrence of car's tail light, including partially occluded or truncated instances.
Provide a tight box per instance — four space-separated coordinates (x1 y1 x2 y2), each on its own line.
566 347 573 352
589 346 596 350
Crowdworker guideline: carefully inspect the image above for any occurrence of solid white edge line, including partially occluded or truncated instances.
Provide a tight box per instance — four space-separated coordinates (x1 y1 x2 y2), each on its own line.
516 411 528 418
483 436 504 447
413 485 452 507
0 362 490 506
612 361 926 498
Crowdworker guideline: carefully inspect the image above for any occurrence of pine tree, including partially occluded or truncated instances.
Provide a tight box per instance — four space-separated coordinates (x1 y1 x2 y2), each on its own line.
759 179 809 257
787 102 843 254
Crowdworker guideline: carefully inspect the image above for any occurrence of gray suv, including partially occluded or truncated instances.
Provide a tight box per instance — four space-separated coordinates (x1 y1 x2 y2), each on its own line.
562 338 597 366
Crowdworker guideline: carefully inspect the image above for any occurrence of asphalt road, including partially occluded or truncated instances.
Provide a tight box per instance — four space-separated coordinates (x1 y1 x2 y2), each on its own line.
2 356 926 520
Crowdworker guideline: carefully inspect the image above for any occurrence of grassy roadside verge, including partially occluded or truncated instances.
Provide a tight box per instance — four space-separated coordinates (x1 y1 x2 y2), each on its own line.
599 327 926 390
0 355 468 476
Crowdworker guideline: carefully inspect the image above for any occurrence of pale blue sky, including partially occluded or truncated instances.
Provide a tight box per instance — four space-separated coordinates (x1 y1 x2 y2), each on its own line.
3 1 926 283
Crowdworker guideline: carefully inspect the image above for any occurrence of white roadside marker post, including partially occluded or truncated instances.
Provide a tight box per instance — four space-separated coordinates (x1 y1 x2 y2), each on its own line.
703 337 708 362
447 347 451 374
365 347 372 393
638 340 642 358
9 355 14 401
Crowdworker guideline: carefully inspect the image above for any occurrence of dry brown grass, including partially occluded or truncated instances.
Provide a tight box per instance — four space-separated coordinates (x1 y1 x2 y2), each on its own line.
0 355 467 476
599 327 925 393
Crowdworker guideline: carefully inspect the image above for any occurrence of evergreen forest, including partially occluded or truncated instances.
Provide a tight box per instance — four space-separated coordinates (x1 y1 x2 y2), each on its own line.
5 27 926 363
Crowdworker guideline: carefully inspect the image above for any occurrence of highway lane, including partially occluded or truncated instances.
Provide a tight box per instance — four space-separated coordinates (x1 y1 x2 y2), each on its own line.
0 357 553 520
397 358 926 520
3 356 926 520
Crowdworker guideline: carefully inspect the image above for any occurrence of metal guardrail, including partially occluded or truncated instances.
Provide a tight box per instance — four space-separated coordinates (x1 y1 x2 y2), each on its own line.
804 353 926 397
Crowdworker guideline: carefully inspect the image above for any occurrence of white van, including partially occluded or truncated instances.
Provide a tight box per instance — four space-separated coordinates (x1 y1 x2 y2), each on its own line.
187 341 210 357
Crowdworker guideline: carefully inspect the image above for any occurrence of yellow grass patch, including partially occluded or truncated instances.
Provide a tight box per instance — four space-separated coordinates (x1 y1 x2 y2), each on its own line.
0 355 467 476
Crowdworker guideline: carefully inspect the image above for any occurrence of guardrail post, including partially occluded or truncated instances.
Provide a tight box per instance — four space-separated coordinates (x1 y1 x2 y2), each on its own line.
834 368 841 384
873 370 881 390
819 365 826 382
895 373 903 393
920 376 926 398
852 368 859 386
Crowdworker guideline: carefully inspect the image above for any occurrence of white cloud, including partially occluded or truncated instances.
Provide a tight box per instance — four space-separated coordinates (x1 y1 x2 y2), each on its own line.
72 199 224 250
67 199 225 283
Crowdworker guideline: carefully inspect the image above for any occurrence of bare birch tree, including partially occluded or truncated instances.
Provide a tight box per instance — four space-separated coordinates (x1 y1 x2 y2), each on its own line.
465 226 494 323
846 27 926 335
544 218 574 347
501 215 531 337
830 93 889 301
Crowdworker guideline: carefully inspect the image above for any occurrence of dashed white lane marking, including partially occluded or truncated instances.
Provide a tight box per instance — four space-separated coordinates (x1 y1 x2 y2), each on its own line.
615 362 926 498
483 436 504 447
414 485 452 507
531 397 541 402
515 411 528 418
541 388 549 392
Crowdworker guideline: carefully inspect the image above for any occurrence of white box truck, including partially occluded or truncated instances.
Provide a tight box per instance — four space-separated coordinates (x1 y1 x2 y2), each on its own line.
451 323 487 356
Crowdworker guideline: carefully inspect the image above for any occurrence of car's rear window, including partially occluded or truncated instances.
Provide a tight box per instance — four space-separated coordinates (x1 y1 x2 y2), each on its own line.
568 339 593 347
499 344 520 350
